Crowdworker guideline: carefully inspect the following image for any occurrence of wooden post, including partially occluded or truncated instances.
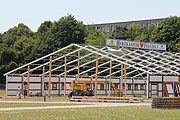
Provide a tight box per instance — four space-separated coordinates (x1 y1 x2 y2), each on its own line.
48 56 52 97
124 64 126 96
162 75 164 97
78 51 80 81
21 76 24 96
58 76 61 96
120 64 123 97
108 59 112 97
95 53 98 96
105 77 107 96
132 78 134 96
42 65 45 96
64 56 67 96
27 65 30 96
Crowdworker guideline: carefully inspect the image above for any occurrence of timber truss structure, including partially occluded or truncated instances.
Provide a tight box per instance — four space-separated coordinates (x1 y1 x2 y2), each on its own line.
4 44 180 79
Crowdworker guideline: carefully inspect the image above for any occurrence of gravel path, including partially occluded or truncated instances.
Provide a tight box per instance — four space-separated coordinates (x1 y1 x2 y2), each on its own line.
0 100 151 111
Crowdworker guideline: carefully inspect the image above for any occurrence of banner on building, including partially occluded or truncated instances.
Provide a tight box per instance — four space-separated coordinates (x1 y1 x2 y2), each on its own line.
106 38 166 51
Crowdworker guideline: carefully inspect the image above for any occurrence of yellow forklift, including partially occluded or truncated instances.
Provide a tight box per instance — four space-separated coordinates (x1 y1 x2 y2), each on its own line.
68 80 107 98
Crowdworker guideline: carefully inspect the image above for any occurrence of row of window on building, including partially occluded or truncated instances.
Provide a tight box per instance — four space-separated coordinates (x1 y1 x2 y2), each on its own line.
93 21 160 33
43 83 145 91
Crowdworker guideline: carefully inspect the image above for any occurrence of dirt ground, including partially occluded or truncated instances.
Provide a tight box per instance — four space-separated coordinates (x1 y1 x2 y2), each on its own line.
0 100 151 111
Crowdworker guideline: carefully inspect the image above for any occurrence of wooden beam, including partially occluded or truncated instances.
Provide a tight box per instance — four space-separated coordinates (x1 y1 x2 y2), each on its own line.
95 53 98 96
124 64 127 96
48 56 52 97
27 65 30 96
78 50 80 81
42 65 45 96
64 56 67 96
108 59 112 97
120 64 123 97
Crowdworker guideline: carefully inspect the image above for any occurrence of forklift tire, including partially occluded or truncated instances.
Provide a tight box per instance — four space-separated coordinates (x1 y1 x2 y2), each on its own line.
68 92 73 99
80 92 84 96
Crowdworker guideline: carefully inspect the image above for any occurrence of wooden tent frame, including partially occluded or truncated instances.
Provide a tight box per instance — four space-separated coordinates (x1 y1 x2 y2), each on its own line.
4 44 180 96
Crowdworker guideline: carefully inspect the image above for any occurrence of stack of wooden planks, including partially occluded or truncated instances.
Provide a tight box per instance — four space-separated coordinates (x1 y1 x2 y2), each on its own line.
71 96 144 102
152 97 180 109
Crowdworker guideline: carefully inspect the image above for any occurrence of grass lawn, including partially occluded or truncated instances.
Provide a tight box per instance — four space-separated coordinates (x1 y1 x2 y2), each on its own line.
1 89 153 102
0 89 6 96
0 106 180 120
0 102 83 108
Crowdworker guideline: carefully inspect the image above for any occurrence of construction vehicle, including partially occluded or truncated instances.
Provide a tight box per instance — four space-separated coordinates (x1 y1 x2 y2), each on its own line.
68 80 107 98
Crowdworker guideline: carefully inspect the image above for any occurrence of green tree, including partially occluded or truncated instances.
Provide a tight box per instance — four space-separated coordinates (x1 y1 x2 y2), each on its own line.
134 24 156 42
51 14 86 48
30 21 53 60
109 25 129 40
2 23 34 46
85 27 107 46
0 43 17 83
13 36 35 64
0 33 2 43
31 15 87 60
128 24 145 41
152 16 180 52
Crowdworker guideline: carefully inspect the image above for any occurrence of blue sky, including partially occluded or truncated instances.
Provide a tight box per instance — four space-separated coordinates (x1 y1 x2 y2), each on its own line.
0 0 180 33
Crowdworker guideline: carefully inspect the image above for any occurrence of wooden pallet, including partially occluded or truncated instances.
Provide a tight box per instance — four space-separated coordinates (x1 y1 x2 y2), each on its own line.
71 96 144 102
152 97 180 109
0 96 24 99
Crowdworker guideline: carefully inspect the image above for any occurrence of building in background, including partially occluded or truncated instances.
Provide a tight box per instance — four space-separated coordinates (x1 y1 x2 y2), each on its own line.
88 18 164 33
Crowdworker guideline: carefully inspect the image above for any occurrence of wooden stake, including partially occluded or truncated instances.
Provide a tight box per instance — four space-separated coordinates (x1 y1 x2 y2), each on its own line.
121 64 123 97
95 53 98 96
27 65 30 96
64 56 67 96
124 64 127 96
42 65 45 96
78 51 80 81
48 56 52 97
108 59 112 97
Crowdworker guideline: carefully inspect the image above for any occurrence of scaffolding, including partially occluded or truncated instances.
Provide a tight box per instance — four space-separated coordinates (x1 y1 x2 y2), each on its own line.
4 44 180 97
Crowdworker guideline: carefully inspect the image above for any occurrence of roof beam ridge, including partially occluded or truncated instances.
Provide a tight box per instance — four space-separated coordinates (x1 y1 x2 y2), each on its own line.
140 50 179 72
21 44 84 76
109 48 160 73
129 49 177 73
59 47 107 76
90 61 121 77
61 56 103 76
77 61 110 76
164 51 180 59
151 51 180 64
4 43 76 76
73 44 151 74
43 45 88 75
159 51 180 66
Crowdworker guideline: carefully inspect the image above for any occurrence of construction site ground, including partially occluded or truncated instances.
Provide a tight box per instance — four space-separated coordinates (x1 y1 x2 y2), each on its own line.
0 99 151 111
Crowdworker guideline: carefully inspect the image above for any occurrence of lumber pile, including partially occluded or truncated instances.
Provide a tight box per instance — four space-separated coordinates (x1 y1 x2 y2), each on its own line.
152 97 180 109
71 96 144 102
0 96 24 99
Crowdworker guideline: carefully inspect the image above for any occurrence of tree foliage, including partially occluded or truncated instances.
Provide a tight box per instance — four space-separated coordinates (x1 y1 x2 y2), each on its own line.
110 26 129 40
85 27 107 46
0 15 180 84
152 16 180 52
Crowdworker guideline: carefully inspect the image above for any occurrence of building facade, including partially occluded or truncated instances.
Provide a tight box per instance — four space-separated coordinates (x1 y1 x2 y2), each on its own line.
89 18 164 33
